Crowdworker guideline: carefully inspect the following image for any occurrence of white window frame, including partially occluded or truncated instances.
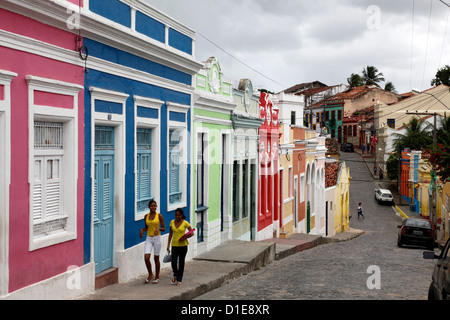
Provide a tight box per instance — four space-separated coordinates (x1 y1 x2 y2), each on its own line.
167 102 189 212
0 69 17 296
300 173 305 203
27 75 83 251
134 95 162 221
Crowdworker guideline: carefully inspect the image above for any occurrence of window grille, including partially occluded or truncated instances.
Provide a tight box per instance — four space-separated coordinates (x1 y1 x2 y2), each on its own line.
137 128 152 149
34 122 63 149
95 126 114 149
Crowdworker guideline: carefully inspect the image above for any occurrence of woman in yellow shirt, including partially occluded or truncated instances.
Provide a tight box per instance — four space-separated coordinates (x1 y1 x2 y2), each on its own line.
139 200 165 284
167 208 193 286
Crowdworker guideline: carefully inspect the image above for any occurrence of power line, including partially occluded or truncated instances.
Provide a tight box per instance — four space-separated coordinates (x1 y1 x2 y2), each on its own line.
196 32 288 89
422 0 434 90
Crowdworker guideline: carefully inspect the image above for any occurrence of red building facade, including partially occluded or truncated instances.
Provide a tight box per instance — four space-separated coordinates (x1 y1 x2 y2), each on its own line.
257 91 281 239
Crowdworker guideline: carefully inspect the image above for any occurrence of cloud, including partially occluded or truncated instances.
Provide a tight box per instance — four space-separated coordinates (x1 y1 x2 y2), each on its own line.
143 0 450 93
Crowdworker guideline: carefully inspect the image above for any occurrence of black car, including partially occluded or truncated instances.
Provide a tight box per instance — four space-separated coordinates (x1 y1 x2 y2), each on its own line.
340 142 354 152
423 237 450 300
397 218 435 250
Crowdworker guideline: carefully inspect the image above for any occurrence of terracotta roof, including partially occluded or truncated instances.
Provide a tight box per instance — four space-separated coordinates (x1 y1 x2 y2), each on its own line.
295 85 338 97
283 81 328 94
325 138 339 156
331 85 379 100
325 162 340 188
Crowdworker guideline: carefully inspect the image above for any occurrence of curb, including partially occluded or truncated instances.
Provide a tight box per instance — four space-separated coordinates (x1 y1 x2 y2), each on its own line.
394 205 409 219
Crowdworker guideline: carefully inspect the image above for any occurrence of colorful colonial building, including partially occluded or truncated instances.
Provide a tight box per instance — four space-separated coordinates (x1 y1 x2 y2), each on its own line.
231 79 262 241
0 0 85 299
257 91 281 240
80 0 202 287
192 57 236 254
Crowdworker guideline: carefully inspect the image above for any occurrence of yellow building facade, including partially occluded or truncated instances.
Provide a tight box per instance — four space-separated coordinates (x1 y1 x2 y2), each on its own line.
442 183 450 241
334 162 351 233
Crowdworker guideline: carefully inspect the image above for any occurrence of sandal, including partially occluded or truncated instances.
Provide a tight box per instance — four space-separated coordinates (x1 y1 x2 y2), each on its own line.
152 278 160 284
171 278 177 285
176 281 182 286
144 276 154 284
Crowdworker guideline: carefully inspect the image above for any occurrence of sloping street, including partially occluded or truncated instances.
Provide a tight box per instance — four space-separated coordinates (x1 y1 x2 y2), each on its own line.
196 151 436 300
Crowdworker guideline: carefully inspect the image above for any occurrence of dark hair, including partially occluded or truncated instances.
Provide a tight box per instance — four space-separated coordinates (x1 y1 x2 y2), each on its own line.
175 208 186 219
148 200 157 208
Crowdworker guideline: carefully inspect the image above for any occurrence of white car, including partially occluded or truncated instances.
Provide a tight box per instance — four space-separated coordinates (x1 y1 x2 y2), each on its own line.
374 188 394 204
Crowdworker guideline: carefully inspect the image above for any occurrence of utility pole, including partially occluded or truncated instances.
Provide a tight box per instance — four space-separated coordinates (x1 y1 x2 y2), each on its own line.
406 111 438 226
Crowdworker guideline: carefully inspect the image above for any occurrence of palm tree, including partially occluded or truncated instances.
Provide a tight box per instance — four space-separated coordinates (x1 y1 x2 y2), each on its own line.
362 66 385 87
437 112 450 146
384 81 397 93
347 73 364 88
392 117 432 152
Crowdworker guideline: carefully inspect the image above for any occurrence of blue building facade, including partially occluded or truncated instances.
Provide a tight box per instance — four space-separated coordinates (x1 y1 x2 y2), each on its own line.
81 0 202 283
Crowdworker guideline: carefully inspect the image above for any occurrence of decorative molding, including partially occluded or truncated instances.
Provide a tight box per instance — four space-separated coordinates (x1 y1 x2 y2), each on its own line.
89 87 129 104
0 28 196 95
193 94 236 114
194 115 232 126
1 0 203 75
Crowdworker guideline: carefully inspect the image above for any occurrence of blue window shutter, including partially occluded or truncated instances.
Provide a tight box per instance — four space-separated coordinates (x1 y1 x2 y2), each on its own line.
136 128 152 211
169 129 181 204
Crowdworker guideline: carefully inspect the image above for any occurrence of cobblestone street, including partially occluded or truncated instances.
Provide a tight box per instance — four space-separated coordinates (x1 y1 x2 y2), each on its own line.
196 151 437 300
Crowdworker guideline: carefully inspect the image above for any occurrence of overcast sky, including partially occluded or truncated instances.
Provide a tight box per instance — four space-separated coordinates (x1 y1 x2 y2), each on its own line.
144 0 450 94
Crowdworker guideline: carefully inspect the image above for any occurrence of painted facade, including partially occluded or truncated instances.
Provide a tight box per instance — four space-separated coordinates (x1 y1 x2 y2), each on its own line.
0 1 85 299
325 161 339 237
276 92 304 236
334 162 351 234
231 79 262 241
192 57 236 255
442 183 450 241
257 91 281 240
293 126 307 235
278 122 294 237
303 130 326 234
79 0 202 287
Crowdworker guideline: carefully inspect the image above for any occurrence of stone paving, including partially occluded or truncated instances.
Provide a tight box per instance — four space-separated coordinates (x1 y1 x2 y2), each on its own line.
195 151 437 300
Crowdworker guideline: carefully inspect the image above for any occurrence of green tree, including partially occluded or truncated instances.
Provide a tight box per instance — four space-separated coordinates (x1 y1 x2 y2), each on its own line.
392 117 432 152
437 112 450 145
386 153 399 180
362 66 385 87
384 81 397 93
427 113 450 182
347 73 364 88
431 65 450 87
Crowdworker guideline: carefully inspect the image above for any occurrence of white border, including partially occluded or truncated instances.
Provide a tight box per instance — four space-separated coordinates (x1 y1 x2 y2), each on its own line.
134 95 162 221
167 102 188 212
89 86 128 270
0 69 17 297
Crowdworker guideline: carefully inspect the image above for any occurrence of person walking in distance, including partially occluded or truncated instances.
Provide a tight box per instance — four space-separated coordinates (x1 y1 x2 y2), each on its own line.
357 202 365 219
139 200 165 284
167 208 194 286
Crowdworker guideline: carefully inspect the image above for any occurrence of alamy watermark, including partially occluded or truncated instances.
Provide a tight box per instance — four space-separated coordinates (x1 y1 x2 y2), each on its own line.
366 265 381 290
367 5 381 31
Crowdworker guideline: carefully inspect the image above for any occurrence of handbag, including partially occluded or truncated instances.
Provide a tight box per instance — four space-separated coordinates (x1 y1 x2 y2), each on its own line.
163 250 172 263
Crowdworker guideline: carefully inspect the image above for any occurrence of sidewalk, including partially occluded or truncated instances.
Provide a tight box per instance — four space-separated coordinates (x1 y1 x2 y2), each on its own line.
76 229 364 300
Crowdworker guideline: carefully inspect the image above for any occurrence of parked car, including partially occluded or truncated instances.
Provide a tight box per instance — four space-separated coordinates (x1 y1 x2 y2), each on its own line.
423 237 450 300
374 188 394 204
340 142 354 152
397 218 435 250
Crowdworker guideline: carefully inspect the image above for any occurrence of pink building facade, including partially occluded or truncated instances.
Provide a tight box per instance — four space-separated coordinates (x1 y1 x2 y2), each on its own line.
0 3 85 299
